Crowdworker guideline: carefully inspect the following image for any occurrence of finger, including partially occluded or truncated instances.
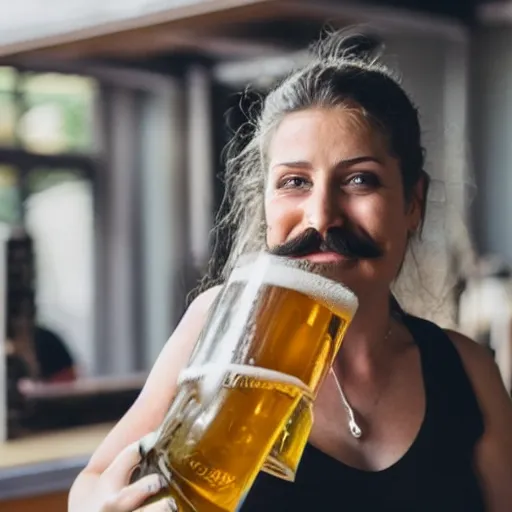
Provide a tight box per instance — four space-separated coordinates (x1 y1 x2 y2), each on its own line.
104 441 143 486
113 474 168 511
135 496 178 512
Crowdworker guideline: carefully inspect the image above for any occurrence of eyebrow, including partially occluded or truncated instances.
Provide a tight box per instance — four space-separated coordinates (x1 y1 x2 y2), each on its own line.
271 156 384 170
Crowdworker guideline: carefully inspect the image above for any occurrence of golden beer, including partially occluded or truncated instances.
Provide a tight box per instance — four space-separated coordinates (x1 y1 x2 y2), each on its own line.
264 395 314 480
156 366 306 511
243 280 353 481
133 253 358 511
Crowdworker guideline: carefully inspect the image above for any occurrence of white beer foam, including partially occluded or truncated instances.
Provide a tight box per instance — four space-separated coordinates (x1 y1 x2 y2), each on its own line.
178 363 311 396
200 256 274 401
228 253 358 316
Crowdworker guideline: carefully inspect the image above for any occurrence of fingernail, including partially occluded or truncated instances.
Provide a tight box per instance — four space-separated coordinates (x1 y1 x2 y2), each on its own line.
146 474 164 493
159 475 168 489
167 498 178 512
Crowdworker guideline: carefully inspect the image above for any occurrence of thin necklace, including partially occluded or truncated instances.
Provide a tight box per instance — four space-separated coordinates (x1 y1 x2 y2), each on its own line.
330 326 392 440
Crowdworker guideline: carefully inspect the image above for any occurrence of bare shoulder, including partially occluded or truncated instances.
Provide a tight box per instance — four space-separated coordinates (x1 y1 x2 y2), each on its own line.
443 328 509 412
148 285 223 375
444 329 498 379
445 329 512 510
187 285 223 317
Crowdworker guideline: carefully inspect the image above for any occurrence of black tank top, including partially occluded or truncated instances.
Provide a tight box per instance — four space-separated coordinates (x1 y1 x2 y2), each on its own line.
240 315 486 512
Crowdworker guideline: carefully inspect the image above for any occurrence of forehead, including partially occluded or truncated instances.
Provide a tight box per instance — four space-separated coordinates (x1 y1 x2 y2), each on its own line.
267 107 389 166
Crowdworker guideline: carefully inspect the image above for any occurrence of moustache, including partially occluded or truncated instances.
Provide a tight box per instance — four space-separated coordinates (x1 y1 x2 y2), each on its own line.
269 226 383 260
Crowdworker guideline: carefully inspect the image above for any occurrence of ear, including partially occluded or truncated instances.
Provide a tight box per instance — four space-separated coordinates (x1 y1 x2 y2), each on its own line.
406 172 429 233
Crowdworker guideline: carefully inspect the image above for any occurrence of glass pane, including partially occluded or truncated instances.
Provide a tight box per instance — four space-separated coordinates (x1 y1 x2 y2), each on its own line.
0 93 17 146
26 167 83 195
18 73 97 154
24 169 95 378
0 66 17 92
0 165 21 224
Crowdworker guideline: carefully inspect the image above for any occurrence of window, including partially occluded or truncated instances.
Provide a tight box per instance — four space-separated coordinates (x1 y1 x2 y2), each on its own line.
0 165 21 225
0 67 18 146
24 168 95 375
18 73 97 154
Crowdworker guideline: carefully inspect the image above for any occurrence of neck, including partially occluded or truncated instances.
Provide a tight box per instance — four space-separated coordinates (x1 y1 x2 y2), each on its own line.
337 292 395 378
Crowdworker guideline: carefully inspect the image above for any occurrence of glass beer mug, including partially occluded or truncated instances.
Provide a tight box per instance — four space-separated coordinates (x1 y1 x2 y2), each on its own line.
132 253 358 512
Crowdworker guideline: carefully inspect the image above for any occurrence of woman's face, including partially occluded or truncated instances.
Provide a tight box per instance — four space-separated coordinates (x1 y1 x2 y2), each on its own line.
264 107 423 300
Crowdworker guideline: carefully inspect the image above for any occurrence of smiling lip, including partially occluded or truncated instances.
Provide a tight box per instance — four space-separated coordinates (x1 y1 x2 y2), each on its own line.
299 252 349 263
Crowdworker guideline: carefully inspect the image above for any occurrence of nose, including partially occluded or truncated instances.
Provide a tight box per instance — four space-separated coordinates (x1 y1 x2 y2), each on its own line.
303 184 343 236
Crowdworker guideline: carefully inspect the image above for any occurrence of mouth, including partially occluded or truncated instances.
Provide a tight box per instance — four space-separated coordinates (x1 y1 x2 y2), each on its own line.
297 251 351 263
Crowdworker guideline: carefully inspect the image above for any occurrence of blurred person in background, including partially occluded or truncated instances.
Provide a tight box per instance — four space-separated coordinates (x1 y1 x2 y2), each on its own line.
6 300 77 435
32 324 77 383
6 325 77 384
69 31 512 511
6 298 77 386
5 226 77 390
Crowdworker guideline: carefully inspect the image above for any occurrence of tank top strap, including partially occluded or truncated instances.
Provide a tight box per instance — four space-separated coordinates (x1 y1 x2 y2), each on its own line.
402 315 484 451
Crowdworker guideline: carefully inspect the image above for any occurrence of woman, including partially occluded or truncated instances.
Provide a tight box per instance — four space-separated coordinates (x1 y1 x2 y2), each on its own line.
69 32 512 511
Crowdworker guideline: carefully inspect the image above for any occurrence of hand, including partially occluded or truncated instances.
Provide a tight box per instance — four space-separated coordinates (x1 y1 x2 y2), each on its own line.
96 441 177 512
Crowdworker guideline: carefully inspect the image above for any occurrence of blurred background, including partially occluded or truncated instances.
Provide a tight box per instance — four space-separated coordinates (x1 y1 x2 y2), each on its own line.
0 0 512 510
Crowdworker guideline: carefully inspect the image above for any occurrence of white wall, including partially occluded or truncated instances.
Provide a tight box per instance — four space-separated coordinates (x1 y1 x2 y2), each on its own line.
384 34 471 194
26 182 95 376
471 27 512 262
380 33 474 326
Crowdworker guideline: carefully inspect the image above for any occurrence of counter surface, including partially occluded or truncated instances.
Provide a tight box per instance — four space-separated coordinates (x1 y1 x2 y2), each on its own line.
0 423 113 501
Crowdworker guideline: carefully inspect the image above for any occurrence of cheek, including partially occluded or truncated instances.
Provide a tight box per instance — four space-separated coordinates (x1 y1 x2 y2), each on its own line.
349 198 391 241
352 195 407 238
350 197 409 268
379 215 411 281
264 196 302 246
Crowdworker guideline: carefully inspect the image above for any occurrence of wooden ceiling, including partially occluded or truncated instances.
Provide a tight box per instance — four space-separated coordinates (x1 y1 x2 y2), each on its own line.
0 0 473 62
0 0 399 62
0 1 303 59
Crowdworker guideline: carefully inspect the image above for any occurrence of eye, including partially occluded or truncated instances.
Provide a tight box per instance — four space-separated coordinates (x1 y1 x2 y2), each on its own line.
278 176 311 190
346 172 381 189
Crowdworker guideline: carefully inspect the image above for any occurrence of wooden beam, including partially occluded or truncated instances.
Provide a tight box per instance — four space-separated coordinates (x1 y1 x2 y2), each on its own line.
28 30 288 61
0 0 467 61
0 0 284 59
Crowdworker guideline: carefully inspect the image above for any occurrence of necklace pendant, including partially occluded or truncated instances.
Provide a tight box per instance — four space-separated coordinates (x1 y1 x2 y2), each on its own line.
349 419 362 439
